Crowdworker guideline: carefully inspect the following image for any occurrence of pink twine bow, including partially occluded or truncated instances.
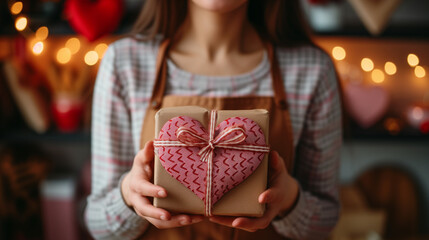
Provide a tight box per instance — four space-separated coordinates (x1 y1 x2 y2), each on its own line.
176 124 247 162
154 110 270 216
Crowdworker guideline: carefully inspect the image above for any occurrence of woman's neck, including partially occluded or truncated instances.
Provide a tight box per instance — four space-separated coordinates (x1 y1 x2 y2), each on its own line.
173 1 262 62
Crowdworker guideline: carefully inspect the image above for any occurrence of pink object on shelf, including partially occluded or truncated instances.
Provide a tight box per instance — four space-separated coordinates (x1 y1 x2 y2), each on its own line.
41 176 79 240
344 84 390 128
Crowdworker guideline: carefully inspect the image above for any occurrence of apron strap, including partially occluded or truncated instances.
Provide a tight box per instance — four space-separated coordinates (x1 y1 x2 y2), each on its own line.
149 39 171 109
264 42 289 110
148 39 288 110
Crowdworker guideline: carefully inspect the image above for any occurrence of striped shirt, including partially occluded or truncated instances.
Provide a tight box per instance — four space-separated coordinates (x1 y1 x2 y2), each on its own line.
85 36 342 240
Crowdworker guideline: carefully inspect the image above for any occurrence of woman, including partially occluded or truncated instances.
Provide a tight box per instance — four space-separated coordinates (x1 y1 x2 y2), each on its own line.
85 0 342 239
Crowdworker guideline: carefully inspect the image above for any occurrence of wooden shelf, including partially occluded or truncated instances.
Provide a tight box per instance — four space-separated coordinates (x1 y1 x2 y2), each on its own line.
313 25 429 39
0 128 90 144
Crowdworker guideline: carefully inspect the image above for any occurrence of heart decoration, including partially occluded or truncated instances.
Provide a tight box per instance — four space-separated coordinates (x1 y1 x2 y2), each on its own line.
156 116 266 206
344 83 390 128
348 0 402 35
64 0 123 42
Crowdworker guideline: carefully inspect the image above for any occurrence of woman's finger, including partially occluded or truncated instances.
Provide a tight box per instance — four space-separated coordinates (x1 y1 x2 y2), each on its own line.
232 206 278 231
132 196 171 221
268 151 287 181
147 214 204 229
232 216 271 231
131 179 167 198
258 188 279 204
133 141 154 179
270 151 286 171
208 216 236 227
131 141 156 180
135 141 155 166
210 216 259 232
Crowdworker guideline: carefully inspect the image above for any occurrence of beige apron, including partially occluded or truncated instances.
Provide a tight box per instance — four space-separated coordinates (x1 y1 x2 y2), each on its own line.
139 39 295 240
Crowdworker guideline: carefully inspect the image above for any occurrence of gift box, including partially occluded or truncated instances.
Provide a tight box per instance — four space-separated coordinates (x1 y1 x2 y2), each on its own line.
153 106 269 217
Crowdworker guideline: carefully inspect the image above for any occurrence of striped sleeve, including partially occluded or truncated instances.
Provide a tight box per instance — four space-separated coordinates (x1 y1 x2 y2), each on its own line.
271 57 342 239
84 44 149 240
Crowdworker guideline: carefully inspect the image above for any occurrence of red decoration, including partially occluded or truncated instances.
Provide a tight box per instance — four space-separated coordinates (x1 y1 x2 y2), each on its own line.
51 97 84 132
65 0 123 42
421 120 429 134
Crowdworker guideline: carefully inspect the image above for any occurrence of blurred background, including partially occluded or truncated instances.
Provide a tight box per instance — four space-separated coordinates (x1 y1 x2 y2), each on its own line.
0 0 428 239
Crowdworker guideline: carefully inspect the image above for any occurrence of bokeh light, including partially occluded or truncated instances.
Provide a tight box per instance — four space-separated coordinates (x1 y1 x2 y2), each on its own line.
361 58 374 72
10 2 23 15
15 16 27 31
35 26 49 41
65 38 81 54
332 46 346 61
371 69 385 83
407 53 419 67
384 62 397 75
84 51 99 66
57 48 72 64
95 43 109 59
415 66 426 78
32 41 44 55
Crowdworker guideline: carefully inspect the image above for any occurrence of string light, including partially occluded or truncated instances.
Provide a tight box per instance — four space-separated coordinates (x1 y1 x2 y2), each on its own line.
32 41 44 55
361 58 374 72
65 38 81 54
15 16 27 31
10 1 23 15
371 69 385 83
35 26 49 41
84 51 99 66
384 62 397 75
332 46 346 61
95 43 109 59
9 1 50 58
57 48 72 64
408 53 419 67
415 66 426 78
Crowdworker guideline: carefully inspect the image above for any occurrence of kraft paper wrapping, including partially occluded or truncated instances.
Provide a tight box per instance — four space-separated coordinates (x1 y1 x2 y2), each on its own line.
153 106 269 217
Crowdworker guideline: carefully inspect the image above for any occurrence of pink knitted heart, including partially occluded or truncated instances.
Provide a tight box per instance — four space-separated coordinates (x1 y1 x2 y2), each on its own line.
157 116 266 205
345 84 389 128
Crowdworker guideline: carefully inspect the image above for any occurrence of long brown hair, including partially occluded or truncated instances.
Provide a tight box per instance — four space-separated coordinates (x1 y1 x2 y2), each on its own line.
131 0 313 47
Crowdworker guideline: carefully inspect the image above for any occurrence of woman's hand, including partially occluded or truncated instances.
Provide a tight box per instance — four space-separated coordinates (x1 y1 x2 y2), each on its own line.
209 151 299 232
121 141 204 229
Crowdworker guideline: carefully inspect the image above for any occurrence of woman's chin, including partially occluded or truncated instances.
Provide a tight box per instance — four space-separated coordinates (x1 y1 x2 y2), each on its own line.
190 0 248 13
